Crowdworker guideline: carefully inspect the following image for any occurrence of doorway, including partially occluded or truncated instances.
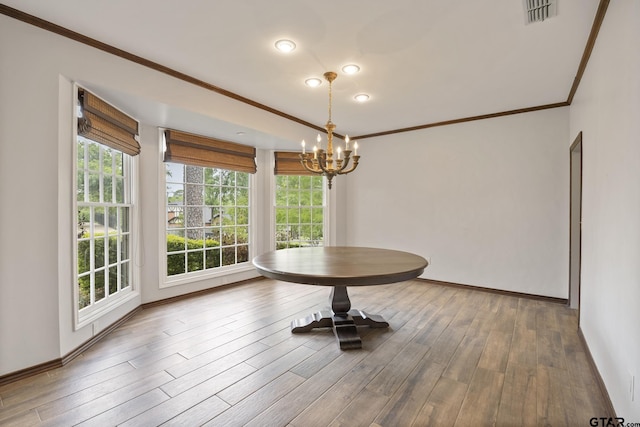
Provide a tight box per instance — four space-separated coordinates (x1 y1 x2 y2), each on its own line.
569 132 583 311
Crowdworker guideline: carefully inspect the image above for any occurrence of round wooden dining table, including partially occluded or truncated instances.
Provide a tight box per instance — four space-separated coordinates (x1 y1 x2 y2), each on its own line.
252 246 428 349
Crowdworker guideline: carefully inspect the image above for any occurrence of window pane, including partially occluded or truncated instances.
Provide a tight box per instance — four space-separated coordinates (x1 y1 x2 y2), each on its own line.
236 172 249 187
88 173 100 202
88 142 100 171
114 152 124 176
205 249 220 269
221 247 235 266
77 171 85 202
209 168 221 186
77 240 90 274
276 175 287 189
187 251 204 273
121 262 129 288
237 245 249 263
167 183 184 204
186 232 204 248
77 140 86 170
95 238 105 269
78 207 91 238
237 188 249 206
166 163 184 182
275 208 287 224
287 176 300 189
237 226 249 244
167 253 185 276
312 224 324 241
221 170 235 186
102 147 113 173
109 236 117 264
222 226 236 245
236 207 249 225
120 207 129 233
299 190 311 206
103 176 113 203
121 234 129 261
186 166 203 184
300 175 311 189
312 176 323 189
78 275 90 309
108 267 117 295
167 232 186 252
95 270 105 302
221 187 235 206
115 177 125 203
287 190 300 206
108 207 118 233
312 207 324 223
288 208 300 223
312 190 323 205
300 225 312 241
206 227 220 243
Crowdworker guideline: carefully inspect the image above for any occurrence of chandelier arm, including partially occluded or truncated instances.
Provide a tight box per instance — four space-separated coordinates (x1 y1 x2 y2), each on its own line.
299 156 321 174
337 156 360 175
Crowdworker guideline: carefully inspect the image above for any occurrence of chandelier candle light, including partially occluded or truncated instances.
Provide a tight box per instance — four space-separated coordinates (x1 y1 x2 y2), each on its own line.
300 71 360 189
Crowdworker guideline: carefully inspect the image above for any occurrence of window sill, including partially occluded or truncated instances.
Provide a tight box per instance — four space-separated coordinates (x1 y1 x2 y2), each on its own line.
161 262 258 289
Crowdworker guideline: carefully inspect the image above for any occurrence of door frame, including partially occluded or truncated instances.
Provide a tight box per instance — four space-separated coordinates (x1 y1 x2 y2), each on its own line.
569 132 583 315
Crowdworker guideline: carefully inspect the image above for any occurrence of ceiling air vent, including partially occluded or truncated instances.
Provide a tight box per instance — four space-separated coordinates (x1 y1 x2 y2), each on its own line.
523 0 557 24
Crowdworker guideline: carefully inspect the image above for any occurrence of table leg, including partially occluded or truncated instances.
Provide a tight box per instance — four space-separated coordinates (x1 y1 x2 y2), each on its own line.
290 285 389 350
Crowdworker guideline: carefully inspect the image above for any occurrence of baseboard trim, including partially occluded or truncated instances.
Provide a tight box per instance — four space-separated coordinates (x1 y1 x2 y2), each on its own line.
418 278 568 304
578 327 617 419
61 307 143 365
0 306 142 387
0 277 266 386
141 276 266 309
0 359 63 387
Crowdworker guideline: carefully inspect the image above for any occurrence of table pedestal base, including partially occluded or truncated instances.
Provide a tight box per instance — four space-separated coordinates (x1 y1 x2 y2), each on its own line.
290 285 389 350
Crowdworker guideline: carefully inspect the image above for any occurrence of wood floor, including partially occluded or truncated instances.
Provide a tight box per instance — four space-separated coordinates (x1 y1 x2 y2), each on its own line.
0 279 609 426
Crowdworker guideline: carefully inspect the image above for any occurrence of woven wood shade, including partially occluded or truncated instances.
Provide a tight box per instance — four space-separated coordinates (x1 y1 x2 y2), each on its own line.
164 129 256 173
78 89 140 156
274 151 314 176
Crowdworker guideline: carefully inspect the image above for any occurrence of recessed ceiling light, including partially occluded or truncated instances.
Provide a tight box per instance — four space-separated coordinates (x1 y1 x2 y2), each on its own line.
354 93 370 102
342 64 360 74
274 39 296 53
236 131 246 136
305 78 322 87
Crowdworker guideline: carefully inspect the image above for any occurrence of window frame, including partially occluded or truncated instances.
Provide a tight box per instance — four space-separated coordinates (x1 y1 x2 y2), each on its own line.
73 85 139 330
274 174 326 249
159 131 258 288
269 151 332 251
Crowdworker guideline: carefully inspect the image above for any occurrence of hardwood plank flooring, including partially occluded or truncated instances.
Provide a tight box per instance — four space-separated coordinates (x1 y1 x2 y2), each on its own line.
0 279 609 426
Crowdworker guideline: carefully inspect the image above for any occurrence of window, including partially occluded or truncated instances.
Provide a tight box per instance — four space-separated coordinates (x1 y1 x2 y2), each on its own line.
76 139 132 309
75 88 139 318
273 151 325 249
275 175 325 249
163 129 256 282
165 164 250 276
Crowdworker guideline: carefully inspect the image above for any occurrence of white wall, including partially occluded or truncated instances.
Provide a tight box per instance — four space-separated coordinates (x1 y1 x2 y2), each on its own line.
0 15 315 376
569 0 640 419
345 108 570 298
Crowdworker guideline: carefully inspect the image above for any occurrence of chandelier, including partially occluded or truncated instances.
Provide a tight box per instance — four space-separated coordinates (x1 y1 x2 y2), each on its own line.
299 71 360 189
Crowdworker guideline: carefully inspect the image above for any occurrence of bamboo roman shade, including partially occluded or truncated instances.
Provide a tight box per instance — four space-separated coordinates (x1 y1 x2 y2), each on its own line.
77 89 140 156
274 151 314 176
164 129 257 174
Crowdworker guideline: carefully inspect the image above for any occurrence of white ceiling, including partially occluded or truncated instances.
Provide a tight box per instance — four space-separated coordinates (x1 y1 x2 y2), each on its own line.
4 0 601 147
